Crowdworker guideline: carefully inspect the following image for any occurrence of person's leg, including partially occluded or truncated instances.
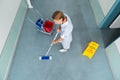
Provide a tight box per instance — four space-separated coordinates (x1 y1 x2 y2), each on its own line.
60 40 72 52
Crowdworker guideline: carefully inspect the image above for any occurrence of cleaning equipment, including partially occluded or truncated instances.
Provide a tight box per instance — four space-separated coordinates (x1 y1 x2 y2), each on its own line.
82 41 99 59
28 9 55 35
39 32 59 60
35 17 54 35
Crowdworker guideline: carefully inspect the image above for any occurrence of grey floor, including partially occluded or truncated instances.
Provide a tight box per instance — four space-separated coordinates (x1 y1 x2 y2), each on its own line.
7 0 114 80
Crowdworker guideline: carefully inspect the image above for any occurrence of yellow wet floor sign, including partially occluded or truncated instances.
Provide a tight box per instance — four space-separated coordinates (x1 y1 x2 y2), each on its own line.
82 41 99 59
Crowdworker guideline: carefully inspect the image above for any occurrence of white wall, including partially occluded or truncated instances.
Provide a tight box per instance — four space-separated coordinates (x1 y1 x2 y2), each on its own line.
0 0 27 79
114 37 120 54
110 14 120 28
106 37 120 80
98 0 115 16
0 0 21 55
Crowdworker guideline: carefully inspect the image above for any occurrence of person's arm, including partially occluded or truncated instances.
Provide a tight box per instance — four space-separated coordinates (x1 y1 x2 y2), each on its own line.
52 37 63 44
57 26 61 33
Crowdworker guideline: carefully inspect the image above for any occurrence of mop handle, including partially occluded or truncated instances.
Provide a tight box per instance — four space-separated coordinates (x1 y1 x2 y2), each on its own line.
34 9 45 20
45 33 59 56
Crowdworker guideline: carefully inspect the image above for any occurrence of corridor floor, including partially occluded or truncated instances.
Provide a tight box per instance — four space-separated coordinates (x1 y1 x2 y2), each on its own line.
7 0 114 80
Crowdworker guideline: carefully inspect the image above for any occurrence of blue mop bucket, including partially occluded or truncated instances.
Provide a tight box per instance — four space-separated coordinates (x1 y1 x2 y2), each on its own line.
35 18 44 30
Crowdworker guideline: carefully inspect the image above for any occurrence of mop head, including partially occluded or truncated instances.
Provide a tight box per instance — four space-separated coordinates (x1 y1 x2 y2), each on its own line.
39 56 52 60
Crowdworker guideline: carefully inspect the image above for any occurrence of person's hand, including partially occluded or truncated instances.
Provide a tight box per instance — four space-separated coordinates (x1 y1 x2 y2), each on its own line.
52 40 58 44
57 28 60 33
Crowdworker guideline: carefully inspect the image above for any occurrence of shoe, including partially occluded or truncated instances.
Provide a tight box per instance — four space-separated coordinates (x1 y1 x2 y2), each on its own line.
59 49 68 52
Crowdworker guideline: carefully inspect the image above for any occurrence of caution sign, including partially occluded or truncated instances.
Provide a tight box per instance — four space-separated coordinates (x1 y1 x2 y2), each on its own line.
82 41 99 59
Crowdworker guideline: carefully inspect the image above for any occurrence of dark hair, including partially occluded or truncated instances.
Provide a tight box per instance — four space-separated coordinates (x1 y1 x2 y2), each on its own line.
52 11 65 20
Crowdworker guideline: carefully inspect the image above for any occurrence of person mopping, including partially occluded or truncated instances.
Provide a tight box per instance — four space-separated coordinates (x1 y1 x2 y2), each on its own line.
52 10 73 52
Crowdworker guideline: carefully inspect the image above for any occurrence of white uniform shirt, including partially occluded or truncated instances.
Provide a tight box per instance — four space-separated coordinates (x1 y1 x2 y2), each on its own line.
60 13 73 49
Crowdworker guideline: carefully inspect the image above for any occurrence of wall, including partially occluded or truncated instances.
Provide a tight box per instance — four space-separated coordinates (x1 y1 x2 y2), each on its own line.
89 0 115 27
106 37 120 80
99 0 120 29
0 0 21 55
98 0 115 16
110 14 120 28
0 0 27 80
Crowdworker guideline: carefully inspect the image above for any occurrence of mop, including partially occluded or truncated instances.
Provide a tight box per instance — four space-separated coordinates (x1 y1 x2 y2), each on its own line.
39 32 59 60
